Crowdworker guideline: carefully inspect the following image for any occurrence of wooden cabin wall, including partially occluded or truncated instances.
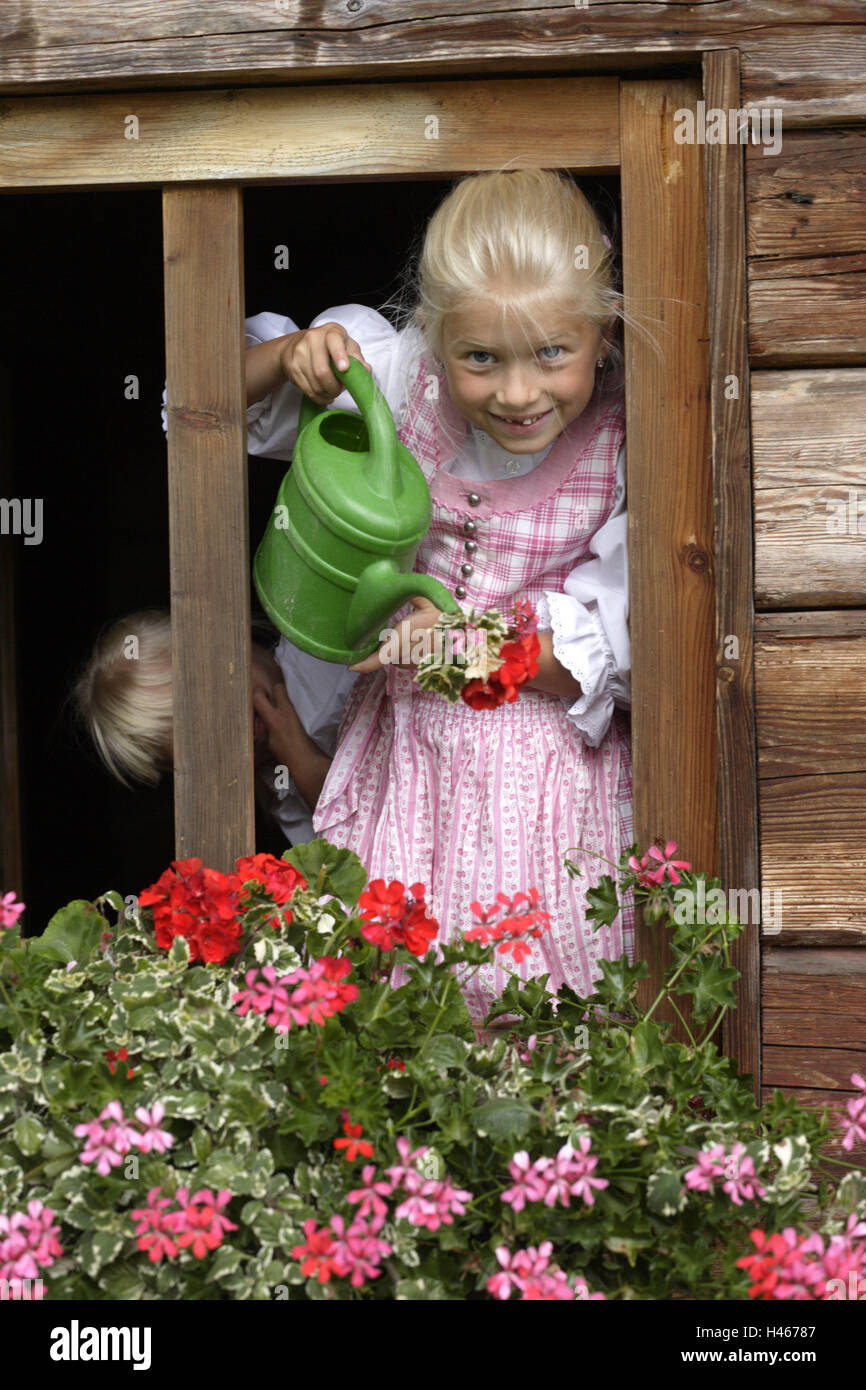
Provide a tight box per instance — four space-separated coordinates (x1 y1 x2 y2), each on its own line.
2 2 865 1157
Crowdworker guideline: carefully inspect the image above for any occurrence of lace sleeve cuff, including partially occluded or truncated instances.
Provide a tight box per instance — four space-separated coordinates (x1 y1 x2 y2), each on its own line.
545 591 618 747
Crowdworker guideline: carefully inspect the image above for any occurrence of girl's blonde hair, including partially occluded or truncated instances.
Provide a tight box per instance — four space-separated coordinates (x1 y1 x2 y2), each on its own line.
388 168 635 402
70 609 173 788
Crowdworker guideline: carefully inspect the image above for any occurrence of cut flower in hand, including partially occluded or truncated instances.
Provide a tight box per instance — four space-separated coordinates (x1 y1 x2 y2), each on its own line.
415 598 541 708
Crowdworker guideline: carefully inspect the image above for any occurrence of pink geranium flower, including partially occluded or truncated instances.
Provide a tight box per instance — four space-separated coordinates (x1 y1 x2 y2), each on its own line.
646 840 691 886
73 1120 125 1175
384 1135 429 1194
0 891 24 929
347 1165 393 1230
133 1103 175 1154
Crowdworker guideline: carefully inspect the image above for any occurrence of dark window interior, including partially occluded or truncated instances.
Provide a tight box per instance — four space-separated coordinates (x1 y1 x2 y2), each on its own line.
1 174 619 934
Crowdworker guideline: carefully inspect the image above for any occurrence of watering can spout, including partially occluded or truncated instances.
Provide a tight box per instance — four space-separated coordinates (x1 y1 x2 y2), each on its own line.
346 561 461 649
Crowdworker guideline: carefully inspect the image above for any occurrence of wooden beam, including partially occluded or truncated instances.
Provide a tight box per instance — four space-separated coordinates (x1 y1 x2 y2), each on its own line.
163 183 254 871
0 5 864 128
0 78 620 190
704 50 760 1091
620 78 717 1036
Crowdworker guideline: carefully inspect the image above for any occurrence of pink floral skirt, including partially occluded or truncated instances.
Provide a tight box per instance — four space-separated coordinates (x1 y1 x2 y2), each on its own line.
313 666 634 1023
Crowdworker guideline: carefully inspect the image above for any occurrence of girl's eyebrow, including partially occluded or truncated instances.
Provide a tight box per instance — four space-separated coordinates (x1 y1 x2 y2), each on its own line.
453 330 582 350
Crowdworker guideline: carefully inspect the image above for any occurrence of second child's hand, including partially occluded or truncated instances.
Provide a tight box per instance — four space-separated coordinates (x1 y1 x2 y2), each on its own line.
348 597 442 674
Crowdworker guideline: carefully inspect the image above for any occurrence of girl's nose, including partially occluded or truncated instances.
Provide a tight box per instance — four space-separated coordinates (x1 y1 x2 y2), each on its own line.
494 367 542 411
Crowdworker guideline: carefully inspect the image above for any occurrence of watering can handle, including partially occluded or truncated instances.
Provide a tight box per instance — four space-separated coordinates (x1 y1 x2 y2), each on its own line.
297 355 401 500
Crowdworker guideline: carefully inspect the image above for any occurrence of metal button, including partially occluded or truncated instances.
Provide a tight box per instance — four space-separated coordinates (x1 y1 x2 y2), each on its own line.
460 562 474 578
455 584 467 599
466 492 481 506
463 519 477 536
464 539 477 555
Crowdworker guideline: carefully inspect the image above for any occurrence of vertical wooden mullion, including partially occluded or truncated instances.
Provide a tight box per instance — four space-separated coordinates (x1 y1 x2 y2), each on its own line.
704 50 761 1092
621 80 718 1034
163 184 254 871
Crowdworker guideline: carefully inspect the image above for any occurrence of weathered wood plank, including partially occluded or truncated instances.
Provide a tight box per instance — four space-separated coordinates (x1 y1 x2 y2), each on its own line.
746 129 866 263
754 484 866 609
756 611 866 639
0 78 620 189
751 369 866 486
755 629 866 777
621 78 717 1036
748 258 866 366
704 49 759 1088
764 1045 866 1090
764 1009 866 1047
763 945 866 977
760 1087 865 1164
163 184 255 870
0 6 864 125
759 776 866 932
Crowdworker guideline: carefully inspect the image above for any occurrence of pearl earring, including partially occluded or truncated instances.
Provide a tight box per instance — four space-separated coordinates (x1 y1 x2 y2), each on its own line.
596 357 605 369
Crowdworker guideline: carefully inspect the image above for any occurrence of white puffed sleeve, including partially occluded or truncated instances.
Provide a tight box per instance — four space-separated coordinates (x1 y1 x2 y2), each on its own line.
244 304 402 462
537 444 629 747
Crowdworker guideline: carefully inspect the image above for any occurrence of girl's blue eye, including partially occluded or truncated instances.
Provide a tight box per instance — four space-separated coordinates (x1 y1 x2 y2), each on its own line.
538 345 563 360
467 350 494 364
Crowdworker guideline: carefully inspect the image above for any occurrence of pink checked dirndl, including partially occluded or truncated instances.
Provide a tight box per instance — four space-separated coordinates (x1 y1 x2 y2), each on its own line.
313 353 635 1023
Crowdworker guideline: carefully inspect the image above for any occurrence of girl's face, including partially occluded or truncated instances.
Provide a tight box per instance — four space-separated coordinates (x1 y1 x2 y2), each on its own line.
440 296 604 454
251 641 284 766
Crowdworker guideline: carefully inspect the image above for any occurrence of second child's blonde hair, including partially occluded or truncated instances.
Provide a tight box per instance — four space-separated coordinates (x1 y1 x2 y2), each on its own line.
70 609 173 788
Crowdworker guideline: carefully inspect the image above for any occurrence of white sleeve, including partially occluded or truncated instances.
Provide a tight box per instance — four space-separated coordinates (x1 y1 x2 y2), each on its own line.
536 444 629 747
245 304 401 462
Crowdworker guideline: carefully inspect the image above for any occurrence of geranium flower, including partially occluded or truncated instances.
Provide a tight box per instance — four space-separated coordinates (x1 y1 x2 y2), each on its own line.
333 1118 374 1163
173 1188 237 1259
359 880 439 957
235 852 306 929
839 1092 866 1152
645 840 691 887
328 1214 392 1287
384 1135 429 1194
104 1047 134 1077
133 1103 175 1154
347 1166 393 1229
684 1143 727 1192
721 1143 767 1206
501 1151 549 1213
98 1101 140 1155
291 1219 349 1284
0 891 24 929
73 1120 124 1176
627 851 666 888
130 1188 179 1264
140 857 244 964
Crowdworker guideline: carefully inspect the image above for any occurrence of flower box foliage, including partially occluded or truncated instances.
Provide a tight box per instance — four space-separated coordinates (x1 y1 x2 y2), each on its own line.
0 840 864 1301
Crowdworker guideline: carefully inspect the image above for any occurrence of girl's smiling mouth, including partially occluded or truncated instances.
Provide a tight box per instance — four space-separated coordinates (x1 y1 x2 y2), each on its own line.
489 408 553 433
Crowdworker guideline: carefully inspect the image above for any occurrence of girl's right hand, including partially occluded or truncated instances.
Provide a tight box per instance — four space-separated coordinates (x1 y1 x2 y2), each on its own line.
276 323 373 405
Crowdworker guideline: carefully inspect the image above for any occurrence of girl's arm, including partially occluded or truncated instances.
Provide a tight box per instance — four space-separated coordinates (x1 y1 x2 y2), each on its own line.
525 636 583 698
253 682 332 811
247 333 298 407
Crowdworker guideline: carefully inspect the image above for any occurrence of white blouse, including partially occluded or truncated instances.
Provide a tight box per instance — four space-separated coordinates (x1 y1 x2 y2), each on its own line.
243 304 630 750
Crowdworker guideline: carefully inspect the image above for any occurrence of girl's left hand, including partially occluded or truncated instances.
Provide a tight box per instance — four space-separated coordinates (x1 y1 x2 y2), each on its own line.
348 596 442 673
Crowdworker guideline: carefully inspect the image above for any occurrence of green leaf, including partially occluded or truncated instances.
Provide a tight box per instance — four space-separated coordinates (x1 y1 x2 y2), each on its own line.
169 935 191 969
584 875 621 929
677 954 740 1021
29 900 107 966
207 1244 243 1281
630 1018 666 1072
78 1228 128 1278
282 839 367 905
421 1034 470 1070
472 1097 535 1141
12 1113 45 1156
646 1167 687 1217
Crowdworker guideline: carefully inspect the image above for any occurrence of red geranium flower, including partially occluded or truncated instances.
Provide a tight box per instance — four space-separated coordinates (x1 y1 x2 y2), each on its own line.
334 1118 375 1163
358 880 438 957
140 857 244 964
462 632 540 709
235 852 307 929
104 1047 134 1078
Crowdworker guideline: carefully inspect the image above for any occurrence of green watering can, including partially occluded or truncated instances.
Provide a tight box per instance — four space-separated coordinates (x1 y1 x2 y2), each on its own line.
254 356 462 664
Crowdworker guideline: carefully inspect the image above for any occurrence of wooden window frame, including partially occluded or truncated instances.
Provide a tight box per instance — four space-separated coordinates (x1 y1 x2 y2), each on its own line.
0 57 759 1084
